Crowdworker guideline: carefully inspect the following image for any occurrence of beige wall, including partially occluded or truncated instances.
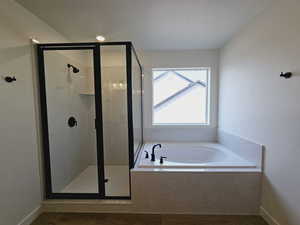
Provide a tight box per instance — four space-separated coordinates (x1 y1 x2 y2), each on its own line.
0 1 70 225
219 0 300 224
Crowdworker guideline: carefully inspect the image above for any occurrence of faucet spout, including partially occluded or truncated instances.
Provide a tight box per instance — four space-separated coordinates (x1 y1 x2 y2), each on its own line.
151 144 162 161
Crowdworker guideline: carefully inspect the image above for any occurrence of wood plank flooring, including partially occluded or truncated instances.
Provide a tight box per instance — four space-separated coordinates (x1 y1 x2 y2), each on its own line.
31 213 269 225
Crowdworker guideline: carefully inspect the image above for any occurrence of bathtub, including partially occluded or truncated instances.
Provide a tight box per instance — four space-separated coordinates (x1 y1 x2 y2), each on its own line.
130 141 261 215
137 142 257 169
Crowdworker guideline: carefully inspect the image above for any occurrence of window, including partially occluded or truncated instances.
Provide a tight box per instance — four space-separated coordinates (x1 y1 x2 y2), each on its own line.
152 68 210 125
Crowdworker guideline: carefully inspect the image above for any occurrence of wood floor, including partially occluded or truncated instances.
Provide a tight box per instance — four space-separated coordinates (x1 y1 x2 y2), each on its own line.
31 213 269 225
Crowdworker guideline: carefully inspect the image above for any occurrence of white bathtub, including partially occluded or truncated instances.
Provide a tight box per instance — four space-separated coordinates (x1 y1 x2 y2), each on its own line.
137 142 257 169
131 142 261 215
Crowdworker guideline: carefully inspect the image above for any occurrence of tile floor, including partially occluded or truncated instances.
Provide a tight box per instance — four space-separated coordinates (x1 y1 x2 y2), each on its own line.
31 213 269 225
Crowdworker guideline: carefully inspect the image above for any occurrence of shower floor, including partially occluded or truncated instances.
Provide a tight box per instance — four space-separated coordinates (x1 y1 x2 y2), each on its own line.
61 165 130 196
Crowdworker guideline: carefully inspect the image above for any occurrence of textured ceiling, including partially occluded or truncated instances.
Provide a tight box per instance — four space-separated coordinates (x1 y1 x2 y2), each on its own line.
16 0 273 50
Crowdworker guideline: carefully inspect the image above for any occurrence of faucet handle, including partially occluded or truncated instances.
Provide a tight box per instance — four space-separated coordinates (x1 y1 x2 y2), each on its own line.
160 156 167 164
144 151 149 159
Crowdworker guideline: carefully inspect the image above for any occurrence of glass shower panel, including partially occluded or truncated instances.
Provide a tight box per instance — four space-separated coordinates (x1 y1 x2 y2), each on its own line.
132 50 143 159
43 49 98 193
100 45 130 197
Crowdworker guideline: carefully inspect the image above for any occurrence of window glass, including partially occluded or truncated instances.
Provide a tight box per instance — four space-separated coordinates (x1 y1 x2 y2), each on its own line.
152 68 209 125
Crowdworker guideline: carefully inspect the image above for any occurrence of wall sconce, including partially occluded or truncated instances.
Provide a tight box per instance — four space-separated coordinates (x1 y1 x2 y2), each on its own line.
4 76 16 83
280 72 292 79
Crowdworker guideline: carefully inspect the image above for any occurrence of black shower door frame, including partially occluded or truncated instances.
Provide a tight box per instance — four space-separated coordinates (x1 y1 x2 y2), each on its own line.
37 42 138 199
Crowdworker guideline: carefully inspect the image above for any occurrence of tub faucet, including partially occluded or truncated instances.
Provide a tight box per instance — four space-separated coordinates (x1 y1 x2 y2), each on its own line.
151 144 162 161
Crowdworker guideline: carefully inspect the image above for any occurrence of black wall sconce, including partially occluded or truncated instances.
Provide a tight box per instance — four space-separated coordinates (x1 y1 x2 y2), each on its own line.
280 72 292 79
4 76 16 83
67 64 80 73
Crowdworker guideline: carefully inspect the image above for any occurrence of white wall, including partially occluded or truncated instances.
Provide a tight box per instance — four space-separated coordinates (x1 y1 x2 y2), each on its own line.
140 49 219 142
219 0 300 224
0 1 70 225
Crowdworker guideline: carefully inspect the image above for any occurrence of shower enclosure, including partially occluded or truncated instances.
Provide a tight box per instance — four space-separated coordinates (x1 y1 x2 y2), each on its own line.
37 42 143 199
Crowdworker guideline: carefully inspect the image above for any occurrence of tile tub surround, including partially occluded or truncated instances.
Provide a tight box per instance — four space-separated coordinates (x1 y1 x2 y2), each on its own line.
131 171 262 215
218 130 264 170
130 141 262 215
143 127 217 142
30 213 269 225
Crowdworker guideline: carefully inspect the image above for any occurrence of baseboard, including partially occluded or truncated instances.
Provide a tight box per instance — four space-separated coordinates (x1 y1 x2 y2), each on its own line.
17 206 42 225
260 206 280 225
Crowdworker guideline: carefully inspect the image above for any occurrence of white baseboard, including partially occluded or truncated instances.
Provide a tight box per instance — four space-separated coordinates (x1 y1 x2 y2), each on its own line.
260 206 280 225
17 206 42 225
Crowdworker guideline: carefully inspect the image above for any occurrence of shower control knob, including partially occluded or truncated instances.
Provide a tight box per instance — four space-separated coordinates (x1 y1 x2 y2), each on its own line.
68 116 77 127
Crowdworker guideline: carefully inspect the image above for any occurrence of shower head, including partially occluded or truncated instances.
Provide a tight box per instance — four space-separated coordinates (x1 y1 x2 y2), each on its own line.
67 64 80 73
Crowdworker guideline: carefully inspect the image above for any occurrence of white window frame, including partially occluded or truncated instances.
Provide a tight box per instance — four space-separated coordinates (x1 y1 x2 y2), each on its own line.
151 67 211 127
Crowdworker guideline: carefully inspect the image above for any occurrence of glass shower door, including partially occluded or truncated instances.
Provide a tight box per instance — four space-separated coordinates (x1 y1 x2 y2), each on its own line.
38 42 142 199
38 45 105 198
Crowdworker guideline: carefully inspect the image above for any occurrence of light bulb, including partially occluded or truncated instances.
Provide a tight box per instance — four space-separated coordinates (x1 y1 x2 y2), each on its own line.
96 35 106 42
31 38 40 43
